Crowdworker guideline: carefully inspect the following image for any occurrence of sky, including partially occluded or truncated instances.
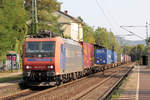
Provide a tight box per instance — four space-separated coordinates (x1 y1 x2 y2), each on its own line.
57 0 150 41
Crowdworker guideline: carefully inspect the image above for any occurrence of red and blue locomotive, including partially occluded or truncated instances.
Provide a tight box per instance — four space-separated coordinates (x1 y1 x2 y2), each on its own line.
23 37 84 84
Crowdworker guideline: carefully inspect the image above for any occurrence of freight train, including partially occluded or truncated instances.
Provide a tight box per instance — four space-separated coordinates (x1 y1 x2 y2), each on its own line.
22 37 131 85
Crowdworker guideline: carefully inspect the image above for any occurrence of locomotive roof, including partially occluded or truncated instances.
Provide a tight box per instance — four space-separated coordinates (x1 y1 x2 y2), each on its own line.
25 37 81 47
25 37 59 41
62 38 81 46
25 37 107 48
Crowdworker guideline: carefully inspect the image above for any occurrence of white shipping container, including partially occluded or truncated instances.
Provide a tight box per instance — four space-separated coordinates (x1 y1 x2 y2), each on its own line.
117 54 124 63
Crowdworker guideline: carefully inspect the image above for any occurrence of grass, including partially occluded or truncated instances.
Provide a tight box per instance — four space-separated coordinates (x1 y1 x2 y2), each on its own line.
111 90 121 100
0 75 22 83
110 76 131 100
0 69 22 76
111 95 120 99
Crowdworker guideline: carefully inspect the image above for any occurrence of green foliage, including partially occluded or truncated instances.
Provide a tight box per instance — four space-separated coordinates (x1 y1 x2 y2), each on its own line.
145 37 150 45
82 22 122 53
25 0 61 35
94 27 122 53
109 32 122 54
0 0 27 62
94 28 109 48
121 44 145 61
83 24 95 44
0 74 22 83
130 44 145 61
122 45 132 55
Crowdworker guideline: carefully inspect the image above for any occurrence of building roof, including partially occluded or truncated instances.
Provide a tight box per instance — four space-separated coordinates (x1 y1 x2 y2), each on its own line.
57 10 82 23
8 51 16 54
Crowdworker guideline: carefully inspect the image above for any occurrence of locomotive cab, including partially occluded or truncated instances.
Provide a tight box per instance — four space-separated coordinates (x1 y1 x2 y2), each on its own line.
23 38 57 82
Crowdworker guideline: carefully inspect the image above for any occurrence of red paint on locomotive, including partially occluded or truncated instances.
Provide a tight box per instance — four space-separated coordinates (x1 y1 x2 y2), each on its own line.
23 37 64 75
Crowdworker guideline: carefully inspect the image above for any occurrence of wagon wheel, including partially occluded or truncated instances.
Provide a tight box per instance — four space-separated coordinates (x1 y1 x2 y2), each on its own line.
55 76 61 86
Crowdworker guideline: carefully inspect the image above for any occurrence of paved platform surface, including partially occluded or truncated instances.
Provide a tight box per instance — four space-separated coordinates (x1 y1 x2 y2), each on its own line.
112 65 150 100
0 72 22 78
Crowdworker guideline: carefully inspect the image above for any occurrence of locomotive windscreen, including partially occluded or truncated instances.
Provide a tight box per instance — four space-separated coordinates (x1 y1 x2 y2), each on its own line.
25 41 55 57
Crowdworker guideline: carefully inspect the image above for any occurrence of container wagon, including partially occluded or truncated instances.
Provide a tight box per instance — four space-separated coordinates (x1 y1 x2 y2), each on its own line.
80 42 94 73
117 54 123 63
94 49 112 64
111 51 117 63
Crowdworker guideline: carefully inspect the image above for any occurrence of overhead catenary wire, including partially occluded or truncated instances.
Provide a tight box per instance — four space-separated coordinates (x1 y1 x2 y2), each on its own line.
96 0 147 40
98 0 122 33
120 22 148 40
95 0 119 34
120 26 144 40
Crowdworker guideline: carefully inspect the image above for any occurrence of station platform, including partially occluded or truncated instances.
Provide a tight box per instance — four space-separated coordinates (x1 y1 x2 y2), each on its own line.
0 72 22 78
113 65 150 100
0 72 22 87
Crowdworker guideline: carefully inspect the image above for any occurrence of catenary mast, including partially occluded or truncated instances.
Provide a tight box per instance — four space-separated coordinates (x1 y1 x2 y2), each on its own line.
31 0 38 34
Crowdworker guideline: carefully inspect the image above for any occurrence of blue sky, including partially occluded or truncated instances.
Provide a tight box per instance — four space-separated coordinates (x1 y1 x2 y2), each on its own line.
58 0 150 40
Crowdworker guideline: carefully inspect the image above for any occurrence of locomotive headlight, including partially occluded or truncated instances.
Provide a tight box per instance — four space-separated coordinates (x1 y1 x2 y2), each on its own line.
50 65 54 69
26 66 30 69
48 65 54 69
26 66 32 69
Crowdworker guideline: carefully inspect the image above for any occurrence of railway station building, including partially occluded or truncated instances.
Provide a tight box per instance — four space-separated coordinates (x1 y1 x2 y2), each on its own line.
54 10 83 42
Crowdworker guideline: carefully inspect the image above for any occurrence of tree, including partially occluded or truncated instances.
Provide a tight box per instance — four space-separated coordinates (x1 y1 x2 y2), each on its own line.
0 0 27 64
83 24 95 44
94 27 122 53
94 27 110 48
122 45 132 55
130 44 145 61
24 0 61 35
109 32 122 54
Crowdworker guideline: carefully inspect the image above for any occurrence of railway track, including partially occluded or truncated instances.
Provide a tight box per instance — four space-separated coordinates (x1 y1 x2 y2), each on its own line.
0 86 51 100
99 66 134 100
0 63 134 100
70 69 125 100
0 83 25 97
73 64 134 100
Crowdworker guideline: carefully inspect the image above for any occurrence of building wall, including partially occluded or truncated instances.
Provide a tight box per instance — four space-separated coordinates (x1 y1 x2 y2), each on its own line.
79 24 83 41
54 12 83 41
71 23 79 41
62 24 71 38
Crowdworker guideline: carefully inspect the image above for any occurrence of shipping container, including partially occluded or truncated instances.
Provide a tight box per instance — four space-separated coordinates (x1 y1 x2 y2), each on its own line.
117 54 123 63
80 42 94 68
123 54 129 62
111 51 117 63
127 55 131 62
94 49 112 64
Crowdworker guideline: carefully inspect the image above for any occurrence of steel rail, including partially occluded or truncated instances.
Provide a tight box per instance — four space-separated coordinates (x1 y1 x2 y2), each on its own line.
99 65 134 100
71 64 131 100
